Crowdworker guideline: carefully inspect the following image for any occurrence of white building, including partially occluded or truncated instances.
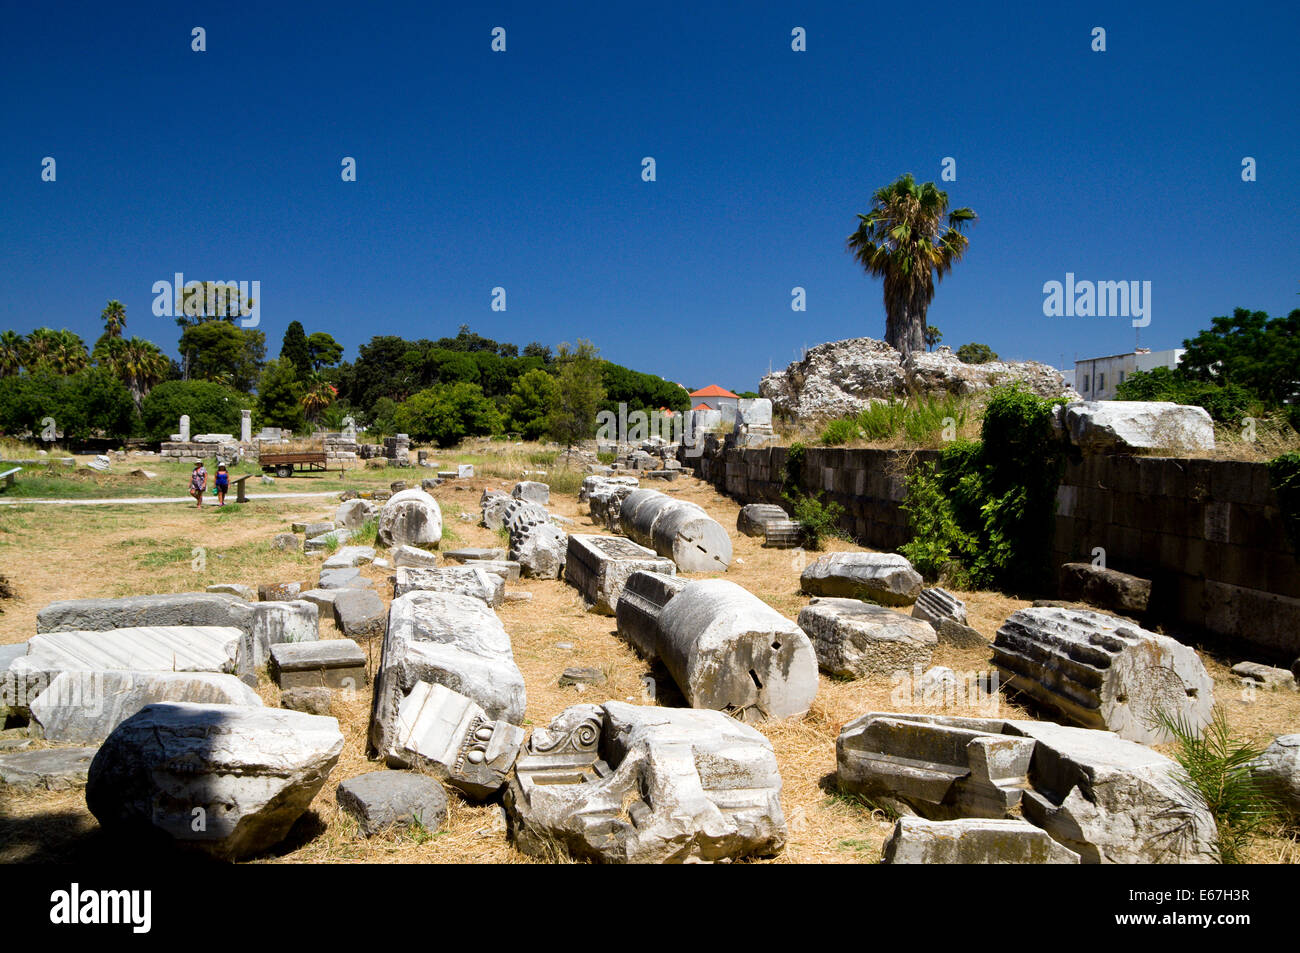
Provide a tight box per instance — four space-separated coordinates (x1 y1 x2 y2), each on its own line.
1074 347 1185 400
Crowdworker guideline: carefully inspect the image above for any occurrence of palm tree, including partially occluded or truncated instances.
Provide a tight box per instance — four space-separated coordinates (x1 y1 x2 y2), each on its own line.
301 376 337 423
847 174 976 358
23 328 60 368
99 336 168 408
925 325 943 352
101 299 127 339
51 330 89 374
0 330 24 376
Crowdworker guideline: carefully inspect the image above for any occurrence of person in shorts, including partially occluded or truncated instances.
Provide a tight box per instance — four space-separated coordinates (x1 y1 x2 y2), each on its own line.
190 461 207 508
215 464 230 506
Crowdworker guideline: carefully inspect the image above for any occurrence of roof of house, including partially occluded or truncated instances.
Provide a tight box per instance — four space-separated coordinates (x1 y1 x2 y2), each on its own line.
692 403 712 411
689 384 739 398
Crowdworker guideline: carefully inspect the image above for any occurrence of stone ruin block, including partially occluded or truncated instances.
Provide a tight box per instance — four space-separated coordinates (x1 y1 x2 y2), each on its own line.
800 552 922 607
736 503 788 537
565 533 676 615
1231 661 1297 691
370 591 526 764
36 592 254 636
503 498 567 579
512 480 550 504
836 711 1218 864
762 518 804 549
614 570 688 660
377 488 443 548
579 474 637 503
247 600 319 667
334 498 378 530
392 544 439 568
797 597 936 679
615 575 817 722
1251 734 1300 819
504 701 786 864
480 490 513 530
270 639 367 690
587 480 639 533
336 770 448 837
391 565 504 607
1058 562 1151 616
992 607 1213 744
1060 400 1215 453
389 681 524 799
883 816 1080 865
912 587 968 627
621 488 732 572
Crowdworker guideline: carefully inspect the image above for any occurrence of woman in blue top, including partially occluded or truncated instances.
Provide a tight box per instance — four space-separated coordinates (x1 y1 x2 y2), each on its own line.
215 464 230 506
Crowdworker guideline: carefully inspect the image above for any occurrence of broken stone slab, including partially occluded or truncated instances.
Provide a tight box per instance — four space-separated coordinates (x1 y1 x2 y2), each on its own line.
323 546 377 570
259 581 308 602
565 533 677 615
502 499 568 579
442 547 506 563
305 528 353 553
294 520 335 537
246 600 319 667
270 639 366 690
8 626 245 713
882 816 1080 864
505 701 786 864
332 588 387 640
620 489 732 572
273 533 301 552
281 686 332 714
207 583 256 601
912 587 968 627
336 770 449 836
836 712 1037 819
650 579 817 721
370 590 526 765
511 480 550 504
36 592 254 636
800 552 923 606
615 570 690 660
298 588 338 615
472 560 521 583
836 711 1218 864
318 567 371 590
480 493 513 531
797 598 937 679
579 474 637 503
391 566 505 608
387 681 524 799
559 667 607 687
1058 562 1151 616
762 519 804 549
587 482 639 533
503 591 532 604
377 488 443 548
29 671 262 745
992 607 1214 744
87 702 344 861
1250 734 1300 819
1231 661 1297 691
334 497 379 530
1061 400 1215 453
0 746 98 792
736 503 788 537
391 544 440 568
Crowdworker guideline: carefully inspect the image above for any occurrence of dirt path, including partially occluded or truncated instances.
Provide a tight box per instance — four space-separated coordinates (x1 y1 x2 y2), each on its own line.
0 492 340 506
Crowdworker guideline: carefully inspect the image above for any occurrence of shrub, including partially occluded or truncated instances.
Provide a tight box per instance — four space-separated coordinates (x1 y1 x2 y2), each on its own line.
819 418 859 446
140 379 247 441
780 442 845 549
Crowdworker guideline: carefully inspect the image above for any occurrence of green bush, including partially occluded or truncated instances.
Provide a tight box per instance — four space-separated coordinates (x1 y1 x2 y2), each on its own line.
395 381 502 446
140 379 247 441
780 442 845 549
898 385 1064 591
1115 367 1254 424
819 418 859 446
0 367 137 442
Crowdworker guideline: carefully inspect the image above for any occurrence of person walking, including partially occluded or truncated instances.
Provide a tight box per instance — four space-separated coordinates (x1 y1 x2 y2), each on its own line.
190 460 207 508
215 464 229 506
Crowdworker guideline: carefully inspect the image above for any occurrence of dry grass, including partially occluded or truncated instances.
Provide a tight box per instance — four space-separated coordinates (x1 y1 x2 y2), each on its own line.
1 440 1296 864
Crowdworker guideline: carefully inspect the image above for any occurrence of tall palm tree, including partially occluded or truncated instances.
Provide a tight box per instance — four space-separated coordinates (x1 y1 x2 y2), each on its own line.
51 329 89 374
24 328 60 368
301 375 337 423
99 336 168 408
847 174 976 358
101 299 127 339
0 330 24 376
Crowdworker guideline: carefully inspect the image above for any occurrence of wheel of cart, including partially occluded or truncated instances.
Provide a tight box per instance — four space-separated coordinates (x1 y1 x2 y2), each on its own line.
275 465 293 478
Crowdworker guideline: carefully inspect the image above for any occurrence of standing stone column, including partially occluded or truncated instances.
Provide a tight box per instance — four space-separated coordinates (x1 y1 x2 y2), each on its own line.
240 409 252 443
179 414 190 442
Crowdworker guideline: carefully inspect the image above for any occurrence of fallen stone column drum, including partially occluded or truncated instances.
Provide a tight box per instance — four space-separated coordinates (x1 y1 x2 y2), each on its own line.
620 488 732 572
614 570 688 659
652 579 817 721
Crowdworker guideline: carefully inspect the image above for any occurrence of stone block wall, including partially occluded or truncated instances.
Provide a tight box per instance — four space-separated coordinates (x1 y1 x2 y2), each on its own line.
681 441 1299 659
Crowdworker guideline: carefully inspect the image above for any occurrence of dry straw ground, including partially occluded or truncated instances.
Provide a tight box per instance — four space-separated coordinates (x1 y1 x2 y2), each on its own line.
0 445 1296 864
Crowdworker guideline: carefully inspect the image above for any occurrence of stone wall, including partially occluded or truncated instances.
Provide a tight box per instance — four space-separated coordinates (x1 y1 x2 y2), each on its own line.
681 440 1300 660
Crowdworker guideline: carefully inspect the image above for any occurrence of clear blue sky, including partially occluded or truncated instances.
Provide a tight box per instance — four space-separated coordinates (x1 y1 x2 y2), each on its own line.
3 1 1297 392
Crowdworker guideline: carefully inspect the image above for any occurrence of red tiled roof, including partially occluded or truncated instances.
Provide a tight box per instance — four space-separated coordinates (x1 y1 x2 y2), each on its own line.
689 384 738 398
692 403 712 411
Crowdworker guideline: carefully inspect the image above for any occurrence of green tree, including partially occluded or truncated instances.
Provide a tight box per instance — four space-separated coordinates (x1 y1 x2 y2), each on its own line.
140 380 246 441
925 325 943 351
0 367 134 441
95 336 169 410
179 321 266 391
548 340 606 448
395 381 502 446
24 328 89 375
505 368 560 439
0 330 24 377
522 342 553 362
306 331 344 370
956 342 998 364
847 173 976 357
173 281 255 327
101 299 127 339
256 358 306 431
280 321 312 378
1178 307 1300 406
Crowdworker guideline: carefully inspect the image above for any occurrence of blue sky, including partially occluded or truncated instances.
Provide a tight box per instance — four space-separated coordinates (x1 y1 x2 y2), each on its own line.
2 1 1297 392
